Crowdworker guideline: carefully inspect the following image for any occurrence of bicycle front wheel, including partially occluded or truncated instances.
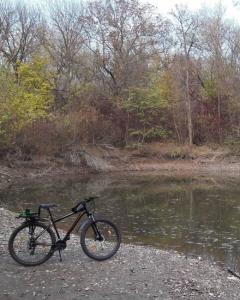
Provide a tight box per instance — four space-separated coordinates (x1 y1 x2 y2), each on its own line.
8 222 56 266
80 218 121 261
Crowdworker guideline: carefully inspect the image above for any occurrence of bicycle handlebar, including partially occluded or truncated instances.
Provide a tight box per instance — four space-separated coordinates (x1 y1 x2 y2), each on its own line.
71 196 99 213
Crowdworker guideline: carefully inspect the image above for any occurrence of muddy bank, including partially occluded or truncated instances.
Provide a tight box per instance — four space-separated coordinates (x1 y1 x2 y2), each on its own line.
1 208 240 300
1 143 240 189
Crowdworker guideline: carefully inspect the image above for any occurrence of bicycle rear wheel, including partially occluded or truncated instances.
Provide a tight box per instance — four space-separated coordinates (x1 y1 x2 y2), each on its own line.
8 222 56 266
80 218 121 261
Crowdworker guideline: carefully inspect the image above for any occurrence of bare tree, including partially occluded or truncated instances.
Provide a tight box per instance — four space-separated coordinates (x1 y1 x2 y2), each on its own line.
233 0 240 6
199 4 233 143
45 0 87 105
0 0 43 77
171 5 199 146
84 0 168 96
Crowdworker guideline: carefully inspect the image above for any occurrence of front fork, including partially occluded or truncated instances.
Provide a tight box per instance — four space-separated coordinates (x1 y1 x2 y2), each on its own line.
89 215 103 241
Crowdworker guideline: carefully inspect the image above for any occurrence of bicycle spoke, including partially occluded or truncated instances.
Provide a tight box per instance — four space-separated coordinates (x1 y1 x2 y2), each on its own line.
81 219 121 260
9 223 55 266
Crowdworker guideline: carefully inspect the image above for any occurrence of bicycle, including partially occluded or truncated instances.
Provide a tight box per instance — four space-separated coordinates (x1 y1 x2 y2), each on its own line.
8 196 121 266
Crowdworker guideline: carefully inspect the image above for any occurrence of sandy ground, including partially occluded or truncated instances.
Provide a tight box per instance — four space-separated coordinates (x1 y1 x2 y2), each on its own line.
1 208 240 300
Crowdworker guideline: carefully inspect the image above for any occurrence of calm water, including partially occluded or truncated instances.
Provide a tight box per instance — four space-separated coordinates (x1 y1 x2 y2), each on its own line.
1 173 240 271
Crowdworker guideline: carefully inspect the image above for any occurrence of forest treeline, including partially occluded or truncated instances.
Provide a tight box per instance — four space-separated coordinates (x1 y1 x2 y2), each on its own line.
0 0 240 157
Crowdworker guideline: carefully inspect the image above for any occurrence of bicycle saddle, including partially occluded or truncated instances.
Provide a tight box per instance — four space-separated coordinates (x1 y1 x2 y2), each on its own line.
40 204 57 209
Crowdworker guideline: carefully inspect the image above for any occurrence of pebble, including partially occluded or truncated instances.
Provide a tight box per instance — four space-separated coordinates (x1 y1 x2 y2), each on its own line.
1 207 240 300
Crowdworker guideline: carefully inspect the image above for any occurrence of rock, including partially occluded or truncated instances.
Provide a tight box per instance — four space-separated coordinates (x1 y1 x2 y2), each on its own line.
1 207 240 300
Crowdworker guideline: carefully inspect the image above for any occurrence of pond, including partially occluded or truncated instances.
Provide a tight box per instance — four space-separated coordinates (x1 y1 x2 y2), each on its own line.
1 173 240 271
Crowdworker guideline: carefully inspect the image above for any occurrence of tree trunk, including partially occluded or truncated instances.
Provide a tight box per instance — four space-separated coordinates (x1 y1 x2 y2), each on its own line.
186 64 193 146
172 110 182 144
125 112 129 146
217 93 222 144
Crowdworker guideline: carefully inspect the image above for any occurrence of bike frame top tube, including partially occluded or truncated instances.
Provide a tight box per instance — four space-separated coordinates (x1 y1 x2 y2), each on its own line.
47 206 90 241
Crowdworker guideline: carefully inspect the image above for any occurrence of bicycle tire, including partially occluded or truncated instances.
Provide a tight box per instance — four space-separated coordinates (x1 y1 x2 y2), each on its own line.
8 221 56 266
80 218 121 261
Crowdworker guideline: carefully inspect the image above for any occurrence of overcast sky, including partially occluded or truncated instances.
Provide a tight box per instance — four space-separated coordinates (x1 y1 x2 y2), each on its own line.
145 0 240 20
28 0 240 22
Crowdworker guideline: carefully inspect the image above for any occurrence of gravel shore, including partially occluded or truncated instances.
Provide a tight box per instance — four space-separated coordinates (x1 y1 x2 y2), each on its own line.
1 208 240 300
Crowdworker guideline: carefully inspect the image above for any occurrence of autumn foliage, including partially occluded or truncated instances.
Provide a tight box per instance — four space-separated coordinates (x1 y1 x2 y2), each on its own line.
0 0 240 157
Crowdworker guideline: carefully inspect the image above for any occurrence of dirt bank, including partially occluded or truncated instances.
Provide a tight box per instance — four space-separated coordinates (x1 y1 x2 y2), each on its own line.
1 143 240 190
1 208 240 300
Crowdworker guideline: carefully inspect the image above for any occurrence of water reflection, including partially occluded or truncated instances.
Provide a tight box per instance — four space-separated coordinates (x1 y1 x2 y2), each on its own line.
1 173 240 271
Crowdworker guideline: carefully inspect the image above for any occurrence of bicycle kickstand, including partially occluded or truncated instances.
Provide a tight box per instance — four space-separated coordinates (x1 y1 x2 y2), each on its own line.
58 250 63 262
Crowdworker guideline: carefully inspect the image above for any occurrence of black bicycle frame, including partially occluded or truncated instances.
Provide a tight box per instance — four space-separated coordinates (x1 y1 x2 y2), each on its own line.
50 210 86 241
34 204 94 243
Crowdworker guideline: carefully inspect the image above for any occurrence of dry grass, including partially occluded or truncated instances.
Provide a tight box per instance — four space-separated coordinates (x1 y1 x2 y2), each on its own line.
127 142 233 161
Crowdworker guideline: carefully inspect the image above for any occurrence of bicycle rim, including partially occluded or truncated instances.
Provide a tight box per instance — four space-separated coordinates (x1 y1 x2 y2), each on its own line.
81 219 121 261
9 222 55 266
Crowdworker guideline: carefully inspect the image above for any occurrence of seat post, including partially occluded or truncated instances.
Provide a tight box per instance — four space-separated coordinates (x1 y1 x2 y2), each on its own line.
48 208 61 239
